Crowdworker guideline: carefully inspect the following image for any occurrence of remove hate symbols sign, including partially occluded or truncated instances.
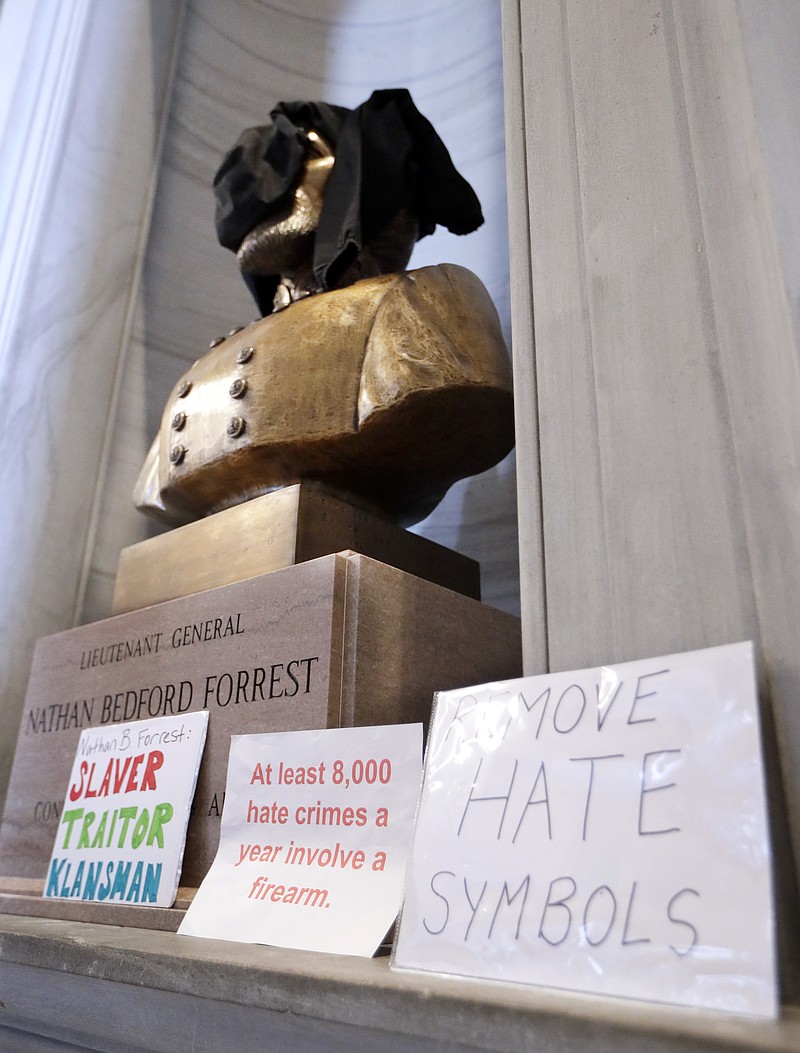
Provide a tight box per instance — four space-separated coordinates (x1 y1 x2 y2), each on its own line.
393 642 777 1017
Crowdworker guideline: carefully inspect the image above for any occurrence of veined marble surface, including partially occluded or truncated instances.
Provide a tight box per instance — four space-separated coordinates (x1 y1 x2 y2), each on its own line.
82 0 520 623
0 0 184 815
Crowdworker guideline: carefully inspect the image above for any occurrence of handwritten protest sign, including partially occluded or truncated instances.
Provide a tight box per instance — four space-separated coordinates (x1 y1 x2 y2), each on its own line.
179 724 422 956
393 642 777 1017
44 711 208 907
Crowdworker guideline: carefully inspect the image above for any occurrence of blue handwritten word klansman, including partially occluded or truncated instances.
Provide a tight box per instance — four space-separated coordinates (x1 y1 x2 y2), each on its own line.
45 858 162 903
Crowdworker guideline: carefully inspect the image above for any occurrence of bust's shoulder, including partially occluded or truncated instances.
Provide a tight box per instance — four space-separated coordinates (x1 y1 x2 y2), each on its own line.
399 262 489 288
371 263 492 301
358 264 511 422
319 262 488 300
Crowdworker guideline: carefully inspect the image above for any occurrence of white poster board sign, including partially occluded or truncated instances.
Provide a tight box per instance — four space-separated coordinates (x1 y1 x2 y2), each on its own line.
44 710 208 907
393 642 777 1017
179 723 422 956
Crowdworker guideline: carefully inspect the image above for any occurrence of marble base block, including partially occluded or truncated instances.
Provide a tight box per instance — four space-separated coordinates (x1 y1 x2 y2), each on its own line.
112 484 481 615
0 553 520 929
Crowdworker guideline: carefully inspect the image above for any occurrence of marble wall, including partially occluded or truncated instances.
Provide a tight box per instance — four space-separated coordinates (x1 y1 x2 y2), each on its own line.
81 0 520 624
504 0 800 986
0 0 185 815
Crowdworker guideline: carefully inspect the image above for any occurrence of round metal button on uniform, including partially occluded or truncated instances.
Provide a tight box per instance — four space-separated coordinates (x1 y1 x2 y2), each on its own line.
229 377 248 399
209 335 226 348
170 444 186 465
227 416 246 438
177 379 192 398
236 345 255 364
172 411 187 431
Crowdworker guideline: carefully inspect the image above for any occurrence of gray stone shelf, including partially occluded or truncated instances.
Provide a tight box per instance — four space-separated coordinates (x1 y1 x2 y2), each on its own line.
0 914 798 1052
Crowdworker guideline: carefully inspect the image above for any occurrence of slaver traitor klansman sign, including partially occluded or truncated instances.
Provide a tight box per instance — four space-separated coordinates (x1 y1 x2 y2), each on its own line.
43 711 208 907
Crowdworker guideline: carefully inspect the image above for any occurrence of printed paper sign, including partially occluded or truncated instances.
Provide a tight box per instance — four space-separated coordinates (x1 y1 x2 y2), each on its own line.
179 724 422 956
393 642 777 1017
44 711 208 907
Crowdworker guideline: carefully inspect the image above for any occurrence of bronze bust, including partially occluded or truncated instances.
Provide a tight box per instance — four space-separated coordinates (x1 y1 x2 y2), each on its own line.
135 90 514 526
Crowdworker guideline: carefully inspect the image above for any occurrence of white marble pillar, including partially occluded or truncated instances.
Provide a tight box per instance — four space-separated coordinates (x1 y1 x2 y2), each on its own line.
0 0 185 814
503 0 800 989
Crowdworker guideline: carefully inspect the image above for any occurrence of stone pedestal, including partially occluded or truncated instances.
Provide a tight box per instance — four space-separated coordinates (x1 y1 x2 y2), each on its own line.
112 483 480 615
0 552 520 929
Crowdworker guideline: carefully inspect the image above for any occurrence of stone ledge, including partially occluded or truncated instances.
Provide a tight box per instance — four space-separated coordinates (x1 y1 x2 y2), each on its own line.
0 914 797 1053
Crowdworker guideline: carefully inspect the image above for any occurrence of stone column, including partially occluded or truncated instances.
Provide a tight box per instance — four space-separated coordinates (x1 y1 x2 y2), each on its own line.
503 0 800 990
0 0 185 814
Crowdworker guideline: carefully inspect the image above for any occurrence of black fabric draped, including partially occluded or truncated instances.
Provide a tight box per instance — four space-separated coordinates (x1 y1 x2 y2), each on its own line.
213 89 483 315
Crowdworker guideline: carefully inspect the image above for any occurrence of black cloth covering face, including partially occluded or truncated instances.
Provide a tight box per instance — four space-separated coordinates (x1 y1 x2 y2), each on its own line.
213 88 484 315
